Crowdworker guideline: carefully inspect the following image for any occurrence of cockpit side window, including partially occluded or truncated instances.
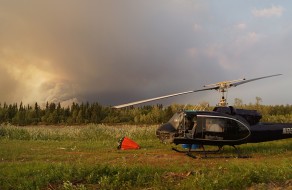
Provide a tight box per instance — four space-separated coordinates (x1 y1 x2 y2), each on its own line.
194 115 250 141
168 112 184 129
205 118 224 132
223 119 250 140
204 117 225 140
184 115 197 131
194 116 204 138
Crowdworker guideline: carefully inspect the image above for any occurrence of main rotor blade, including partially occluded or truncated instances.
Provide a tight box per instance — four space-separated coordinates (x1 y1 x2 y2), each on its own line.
230 74 282 87
113 74 282 108
113 87 216 109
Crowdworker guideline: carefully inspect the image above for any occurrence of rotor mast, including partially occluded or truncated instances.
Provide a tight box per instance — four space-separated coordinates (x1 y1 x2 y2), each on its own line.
218 87 228 107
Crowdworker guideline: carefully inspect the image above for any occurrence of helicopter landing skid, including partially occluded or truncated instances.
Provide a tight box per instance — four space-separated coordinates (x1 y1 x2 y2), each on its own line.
172 145 222 154
172 145 250 159
172 145 222 159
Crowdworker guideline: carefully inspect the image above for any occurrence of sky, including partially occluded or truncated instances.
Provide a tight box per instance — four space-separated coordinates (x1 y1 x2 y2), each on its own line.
1 1 292 107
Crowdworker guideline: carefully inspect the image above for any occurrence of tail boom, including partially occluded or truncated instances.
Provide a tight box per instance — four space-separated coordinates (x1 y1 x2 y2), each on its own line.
248 123 292 143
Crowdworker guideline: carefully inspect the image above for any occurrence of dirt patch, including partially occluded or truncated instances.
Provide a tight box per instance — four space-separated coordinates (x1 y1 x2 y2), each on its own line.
162 171 193 181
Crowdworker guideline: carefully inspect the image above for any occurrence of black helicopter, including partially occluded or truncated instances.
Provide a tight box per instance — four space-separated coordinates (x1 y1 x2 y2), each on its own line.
114 74 292 158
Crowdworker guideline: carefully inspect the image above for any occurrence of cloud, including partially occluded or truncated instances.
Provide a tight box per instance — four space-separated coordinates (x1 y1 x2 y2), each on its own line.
0 1 216 106
0 1 291 107
187 48 199 58
234 23 247 30
0 48 77 105
204 45 236 71
235 32 262 47
252 5 284 18
193 23 202 32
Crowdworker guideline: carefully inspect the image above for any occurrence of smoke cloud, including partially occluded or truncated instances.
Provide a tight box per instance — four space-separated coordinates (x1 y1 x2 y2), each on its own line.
0 1 291 106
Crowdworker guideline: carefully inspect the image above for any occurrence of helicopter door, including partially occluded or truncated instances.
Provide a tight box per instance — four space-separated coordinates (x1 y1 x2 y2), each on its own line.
195 115 250 141
194 116 225 139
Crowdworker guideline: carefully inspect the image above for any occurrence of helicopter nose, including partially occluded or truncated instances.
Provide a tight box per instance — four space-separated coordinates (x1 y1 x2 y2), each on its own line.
156 123 176 143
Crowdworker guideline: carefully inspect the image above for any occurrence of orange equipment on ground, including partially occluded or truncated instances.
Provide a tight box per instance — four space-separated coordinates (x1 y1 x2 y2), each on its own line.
117 137 140 150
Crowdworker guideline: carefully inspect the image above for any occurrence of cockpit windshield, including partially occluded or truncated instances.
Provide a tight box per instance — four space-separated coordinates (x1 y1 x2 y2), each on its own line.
168 112 184 129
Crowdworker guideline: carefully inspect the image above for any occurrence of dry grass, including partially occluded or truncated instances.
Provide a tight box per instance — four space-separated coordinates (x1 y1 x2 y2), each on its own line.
0 124 291 189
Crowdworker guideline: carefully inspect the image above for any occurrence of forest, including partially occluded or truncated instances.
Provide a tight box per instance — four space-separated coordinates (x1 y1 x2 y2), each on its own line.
1 97 292 126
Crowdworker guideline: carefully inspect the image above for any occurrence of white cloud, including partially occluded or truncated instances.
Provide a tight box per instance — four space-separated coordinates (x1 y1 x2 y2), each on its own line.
252 5 284 18
204 44 235 70
246 32 260 43
235 23 247 30
235 32 262 47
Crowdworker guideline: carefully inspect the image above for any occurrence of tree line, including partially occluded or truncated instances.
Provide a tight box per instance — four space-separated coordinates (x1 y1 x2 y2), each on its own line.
0 98 292 126
0 102 173 125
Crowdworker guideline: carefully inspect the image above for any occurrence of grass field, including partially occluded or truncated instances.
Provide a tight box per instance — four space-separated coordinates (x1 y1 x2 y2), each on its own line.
0 124 291 190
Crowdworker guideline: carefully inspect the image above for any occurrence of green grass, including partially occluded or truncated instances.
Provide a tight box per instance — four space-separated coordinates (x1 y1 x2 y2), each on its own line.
0 124 291 189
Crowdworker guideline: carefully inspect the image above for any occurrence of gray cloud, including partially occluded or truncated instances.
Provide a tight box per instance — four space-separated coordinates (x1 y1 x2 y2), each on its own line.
0 1 291 106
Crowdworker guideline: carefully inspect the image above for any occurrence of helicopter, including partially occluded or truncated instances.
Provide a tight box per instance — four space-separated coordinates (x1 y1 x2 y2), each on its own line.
114 74 292 158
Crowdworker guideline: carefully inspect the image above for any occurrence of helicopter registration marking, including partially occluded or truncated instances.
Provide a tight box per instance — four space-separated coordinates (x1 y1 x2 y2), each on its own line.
283 128 292 134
